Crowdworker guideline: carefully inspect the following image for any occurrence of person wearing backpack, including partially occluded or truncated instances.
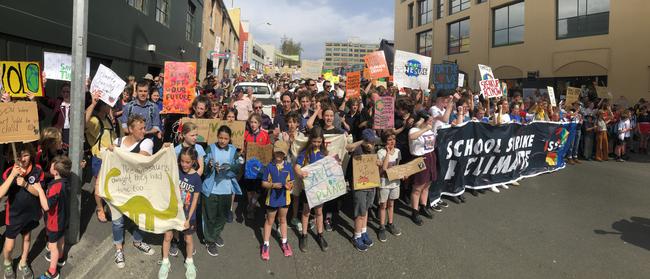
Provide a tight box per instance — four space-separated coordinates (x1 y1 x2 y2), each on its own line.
120 80 162 153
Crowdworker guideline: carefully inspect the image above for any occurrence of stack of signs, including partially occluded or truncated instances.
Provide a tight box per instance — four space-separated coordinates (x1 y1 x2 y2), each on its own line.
352 155 380 190
373 96 394 129
565 87 581 107
345 71 361 99
163 62 196 114
393 50 431 90
90 64 126 107
363 51 390 80
477 64 501 99
0 61 43 98
432 64 458 91
43 52 90 81
547 86 557 107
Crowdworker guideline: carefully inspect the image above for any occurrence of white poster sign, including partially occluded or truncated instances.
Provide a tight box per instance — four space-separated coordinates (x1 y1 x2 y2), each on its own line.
478 64 495 81
393 50 431 90
458 73 465 87
547 86 557 107
43 51 90 81
90 64 126 107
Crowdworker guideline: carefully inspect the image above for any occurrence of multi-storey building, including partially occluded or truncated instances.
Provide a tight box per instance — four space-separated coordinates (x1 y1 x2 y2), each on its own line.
323 38 379 73
394 0 650 100
199 0 239 79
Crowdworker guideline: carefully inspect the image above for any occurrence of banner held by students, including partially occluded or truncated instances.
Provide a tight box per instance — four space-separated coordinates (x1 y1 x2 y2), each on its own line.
0 101 40 144
393 50 431 90
0 61 43 97
479 79 502 99
43 52 90 81
98 147 186 234
352 154 380 190
301 156 347 208
432 64 459 90
364 51 390 80
90 64 126 107
163 62 196 114
345 71 361 99
373 96 394 129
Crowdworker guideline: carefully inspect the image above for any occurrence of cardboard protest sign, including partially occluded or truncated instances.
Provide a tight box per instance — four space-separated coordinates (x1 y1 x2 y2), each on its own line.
90 64 126 107
345 71 361 99
302 156 347 208
595 86 609 99
180 118 246 149
386 157 426 181
98 147 185 234
458 73 465 88
547 86 557 107
479 79 502 99
565 87 581 107
0 61 43 97
393 50 431 90
246 143 273 165
478 64 495 81
323 71 334 83
301 60 323 80
43 52 90 81
352 154 380 190
373 96 394 129
0 102 40 144
163 62 196 114
432 64 459 90
501 82 509 99
364 51 390 79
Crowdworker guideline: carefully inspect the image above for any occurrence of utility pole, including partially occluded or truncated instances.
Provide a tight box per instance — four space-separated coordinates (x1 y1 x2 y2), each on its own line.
66 0 88 244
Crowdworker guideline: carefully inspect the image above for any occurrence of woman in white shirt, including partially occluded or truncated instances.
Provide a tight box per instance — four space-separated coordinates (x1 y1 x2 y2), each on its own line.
407 111 437 226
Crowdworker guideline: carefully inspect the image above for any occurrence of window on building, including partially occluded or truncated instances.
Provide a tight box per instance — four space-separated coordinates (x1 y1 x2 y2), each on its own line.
477 0 487 3
127 0 147 14
155 0 169 26
449 0 470 15
408 3 414 29
186 1 196 41
493 1 524 47
325 58 332 61
557 0 609 39
448 18 470 54
418 0 433 26
437 0 444 19
417 30 433 57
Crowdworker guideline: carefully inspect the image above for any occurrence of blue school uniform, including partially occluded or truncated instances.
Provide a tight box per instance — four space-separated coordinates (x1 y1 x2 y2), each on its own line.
263 161 295 208
295 148 325 167
202 143 242 196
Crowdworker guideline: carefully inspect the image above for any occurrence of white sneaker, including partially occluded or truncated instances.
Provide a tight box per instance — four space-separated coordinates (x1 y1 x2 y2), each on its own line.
501 184 509 189
491 186 500 193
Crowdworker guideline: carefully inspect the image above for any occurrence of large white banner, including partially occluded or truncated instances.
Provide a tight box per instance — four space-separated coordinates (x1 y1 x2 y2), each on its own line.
393 50 431 90
43 51 90 81
90 64 126 107
98 147 185 234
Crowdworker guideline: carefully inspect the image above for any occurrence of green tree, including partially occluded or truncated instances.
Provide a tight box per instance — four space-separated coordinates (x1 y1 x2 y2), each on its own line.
280 35 302 66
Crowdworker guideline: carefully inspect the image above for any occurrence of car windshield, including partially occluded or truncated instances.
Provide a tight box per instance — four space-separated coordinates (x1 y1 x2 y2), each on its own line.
236 85 270 95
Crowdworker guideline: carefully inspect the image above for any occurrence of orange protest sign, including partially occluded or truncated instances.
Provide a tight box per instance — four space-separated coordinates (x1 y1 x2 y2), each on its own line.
163 62 196 114
345 71 361 99
363 51 390 80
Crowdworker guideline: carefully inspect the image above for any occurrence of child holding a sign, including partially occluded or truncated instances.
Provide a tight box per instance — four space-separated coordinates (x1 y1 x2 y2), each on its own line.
260 141 295 260
243 113 271 220
376 131 403 242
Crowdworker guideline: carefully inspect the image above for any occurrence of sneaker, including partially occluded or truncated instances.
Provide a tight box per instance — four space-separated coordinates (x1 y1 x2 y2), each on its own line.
432 204 443 212
616 158 625 162
38 271 58 279
490 186 500 193
3 263 14 279
281 243 293 257
215 236 225 247
169 241 180 257
410 211 423 226
260 244 270 261
361 232 374 247
377 227 387 242
317 234 329 251
353 237 368 252
17 265 32 279
184 261 197 279
510 181 520 186
470 189 478 196
158 260 170 279
448 196 461 204
226 210 234 223
114 249 125 268
386 223 402 236
206 243 219 257
299 234 308 253
43 252 66 267
134 242 155 255
458 195 466 203
439 200 449 208
419 207 433 219
324 218 333 232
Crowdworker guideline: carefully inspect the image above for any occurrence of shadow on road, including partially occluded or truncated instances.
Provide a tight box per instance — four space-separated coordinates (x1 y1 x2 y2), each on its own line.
594 216 650 250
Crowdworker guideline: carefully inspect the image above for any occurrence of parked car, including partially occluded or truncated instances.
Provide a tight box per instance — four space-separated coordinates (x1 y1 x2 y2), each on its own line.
233 82 276 119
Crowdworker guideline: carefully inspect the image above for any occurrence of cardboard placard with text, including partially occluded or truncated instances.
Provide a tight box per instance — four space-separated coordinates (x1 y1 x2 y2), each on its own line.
373 96 394 129
547 86 557 107
302 156 347 208
353 154 380 190
595 86 610 99
90 64 126 107
479 79 502 99
364 51 390 80
180 118 246 149
246 143 273 165
345 71 361 99
386 157 426 181
0 61 43 98
163 62 196 114
565 87 581 107
0 101 40 144
43 52 90 81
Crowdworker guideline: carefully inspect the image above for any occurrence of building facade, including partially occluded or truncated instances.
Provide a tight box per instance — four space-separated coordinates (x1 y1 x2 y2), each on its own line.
250 42 266 72
323 38 379 72
199 0 240 80
0 0 202 82
394 0 650 100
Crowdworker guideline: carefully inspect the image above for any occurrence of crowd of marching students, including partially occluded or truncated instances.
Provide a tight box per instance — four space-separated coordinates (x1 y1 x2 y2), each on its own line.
0 71 648 279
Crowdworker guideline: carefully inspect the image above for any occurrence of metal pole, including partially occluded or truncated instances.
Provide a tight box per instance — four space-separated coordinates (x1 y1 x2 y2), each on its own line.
66 0 88 244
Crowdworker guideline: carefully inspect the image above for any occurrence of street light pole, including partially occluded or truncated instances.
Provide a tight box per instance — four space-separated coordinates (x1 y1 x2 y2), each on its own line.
66 0 88 244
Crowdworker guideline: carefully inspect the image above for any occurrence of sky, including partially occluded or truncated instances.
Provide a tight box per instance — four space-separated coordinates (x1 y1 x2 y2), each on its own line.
225 0 395 60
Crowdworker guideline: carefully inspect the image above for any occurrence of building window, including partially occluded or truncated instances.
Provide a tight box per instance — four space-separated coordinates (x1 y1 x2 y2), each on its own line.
186 1 196 41
449 0 470 15
437 0 444 19
557 0 609 39
417 30 433 57
408 3 414 29
493 1 524 47
127 0 147 14
418 0 433 26
448 18 470 54
477 0 487 3
155 0 169 26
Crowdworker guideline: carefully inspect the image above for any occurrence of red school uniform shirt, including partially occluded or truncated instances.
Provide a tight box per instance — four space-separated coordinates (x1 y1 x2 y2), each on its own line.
44 178 68 233
244 129 271 146
3 164 44 226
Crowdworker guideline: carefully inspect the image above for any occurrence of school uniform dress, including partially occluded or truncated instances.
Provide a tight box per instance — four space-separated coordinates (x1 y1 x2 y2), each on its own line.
263 161 295 209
